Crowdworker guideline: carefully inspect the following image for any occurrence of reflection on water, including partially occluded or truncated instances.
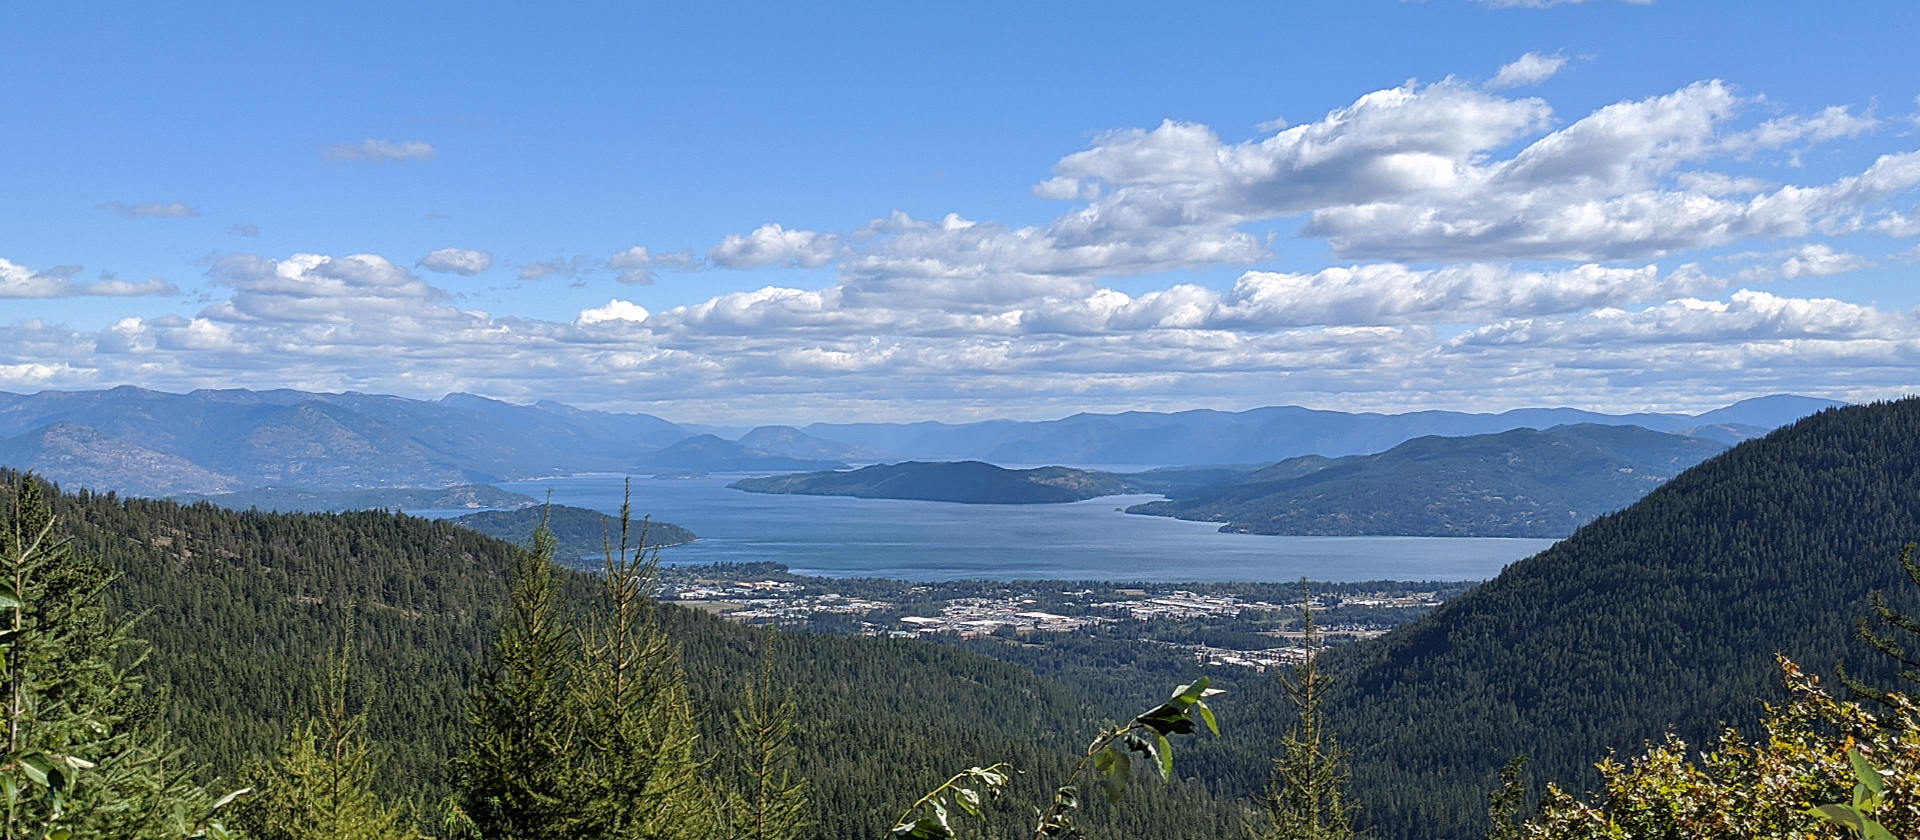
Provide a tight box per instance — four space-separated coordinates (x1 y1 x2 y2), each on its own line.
428 474 1559 583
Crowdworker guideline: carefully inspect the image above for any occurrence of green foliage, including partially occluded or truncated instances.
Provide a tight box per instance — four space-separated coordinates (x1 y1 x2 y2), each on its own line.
1483 757 1526 840
566 495 714 838
0 475 238 839
1253 584 1354 840
890 677 1222 839
447 521 578 839
722 632 812 840
229 616 419 840
1522 658 1917 839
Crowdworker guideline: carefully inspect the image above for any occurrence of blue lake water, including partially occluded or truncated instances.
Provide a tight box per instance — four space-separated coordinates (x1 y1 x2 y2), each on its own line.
439 474 1559 584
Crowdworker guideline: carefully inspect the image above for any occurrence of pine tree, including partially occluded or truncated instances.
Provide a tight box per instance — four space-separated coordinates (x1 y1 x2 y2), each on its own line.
447 520 579 840
721 631 810 840
569 490 715 838
230 613 418 840
1255 581 1356 840
0 474 235 839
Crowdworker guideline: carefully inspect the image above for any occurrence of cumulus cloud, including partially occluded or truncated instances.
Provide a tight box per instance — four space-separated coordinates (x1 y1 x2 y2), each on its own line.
1778 243 1872 279
322 139 438 162
0 259 176 299
1489 52 1567 89
417 248 494 276
608 247 697 284
707 224 841 269
97 201 198 219
577 299 651 325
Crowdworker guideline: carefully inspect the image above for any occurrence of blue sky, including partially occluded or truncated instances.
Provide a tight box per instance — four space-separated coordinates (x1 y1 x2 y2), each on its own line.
3 0 1918 422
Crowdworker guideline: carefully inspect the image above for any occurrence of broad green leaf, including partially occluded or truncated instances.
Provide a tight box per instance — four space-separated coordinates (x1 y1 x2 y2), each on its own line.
1194 700 1219 736
1172 676 1211 705
1810 804 1868 831
1152 731 1174 781
891 817 955 839
18 752 52 786
1864 821 1899 840
0 581 20 609
1850 748 1885 797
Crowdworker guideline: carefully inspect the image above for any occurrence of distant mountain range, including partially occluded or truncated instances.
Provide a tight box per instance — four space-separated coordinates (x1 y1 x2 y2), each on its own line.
1127 424 1728 537
797 394 1837 464
735 425 1729 537
0 386 1844 498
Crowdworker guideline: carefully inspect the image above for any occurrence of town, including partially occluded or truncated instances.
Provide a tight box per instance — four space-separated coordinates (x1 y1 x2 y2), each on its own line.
656 563 1464 672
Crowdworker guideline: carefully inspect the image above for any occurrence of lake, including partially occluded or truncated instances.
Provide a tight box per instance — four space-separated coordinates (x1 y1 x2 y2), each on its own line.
457 474 1556 583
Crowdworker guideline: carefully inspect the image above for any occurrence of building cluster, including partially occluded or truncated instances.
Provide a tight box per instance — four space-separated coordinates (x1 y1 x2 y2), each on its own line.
891 595 1111 638
664 579 890 622
1092 590 1290 620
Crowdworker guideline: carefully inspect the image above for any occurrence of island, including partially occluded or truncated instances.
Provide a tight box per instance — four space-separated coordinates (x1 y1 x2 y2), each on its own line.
448 504 697 569
729 461 1140 504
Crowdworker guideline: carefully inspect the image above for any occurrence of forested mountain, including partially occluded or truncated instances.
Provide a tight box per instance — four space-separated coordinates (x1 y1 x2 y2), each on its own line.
174 483 538 513
800 394 1839 464
1128 424 1727 538
730 461 1138 503
0 471 1237 838
1224 398 1920 838
447 503 696 568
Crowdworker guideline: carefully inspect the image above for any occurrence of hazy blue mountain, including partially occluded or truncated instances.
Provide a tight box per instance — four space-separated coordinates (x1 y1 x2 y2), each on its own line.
1128 424 1728 537
175 484 539 513
735 425 879 462
0 422 242 497
633 434 847 473
800 395 1841 465
0 386 694 494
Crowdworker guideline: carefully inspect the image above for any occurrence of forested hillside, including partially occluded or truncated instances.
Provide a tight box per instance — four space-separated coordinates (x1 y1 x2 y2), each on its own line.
0 471 1239 838
1256 398 1920 838
1129 424 1726 537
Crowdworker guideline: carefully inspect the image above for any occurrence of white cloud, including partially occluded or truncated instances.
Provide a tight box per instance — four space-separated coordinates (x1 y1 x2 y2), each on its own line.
1489 52 1567 89
78 278 179 297
608 246 698 284
708 224 841 269
1728 105 1879 154
322 139 438 162
577 299 651 325
418 248 495 276
97 201 198 219
1777 244 1872 279
519 256 597 282
0 259 176 299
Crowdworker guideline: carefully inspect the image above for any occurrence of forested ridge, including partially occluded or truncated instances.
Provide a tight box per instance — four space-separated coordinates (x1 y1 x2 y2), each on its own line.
1282 398 1920 837
3 396 1918 838
0 470 1240 837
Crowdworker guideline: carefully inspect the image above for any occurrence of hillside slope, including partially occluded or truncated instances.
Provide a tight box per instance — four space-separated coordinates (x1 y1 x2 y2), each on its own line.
1292 399 1920 838
1129 424 1726 537
1 472 1233 838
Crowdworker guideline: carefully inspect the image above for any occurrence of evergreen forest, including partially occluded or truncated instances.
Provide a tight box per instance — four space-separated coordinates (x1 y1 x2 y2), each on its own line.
4 397 1920 838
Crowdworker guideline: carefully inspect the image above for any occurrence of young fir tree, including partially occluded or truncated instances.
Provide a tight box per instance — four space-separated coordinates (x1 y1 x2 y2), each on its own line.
447 520 579 840
568 494 714 838
230 613 418 840
1254 581 1356 840
0 474 235 839
721 631 810 840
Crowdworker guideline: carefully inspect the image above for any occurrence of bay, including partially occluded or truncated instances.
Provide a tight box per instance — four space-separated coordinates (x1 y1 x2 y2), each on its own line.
467 473 1555 583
